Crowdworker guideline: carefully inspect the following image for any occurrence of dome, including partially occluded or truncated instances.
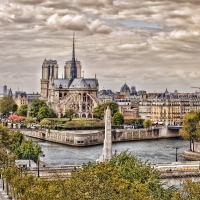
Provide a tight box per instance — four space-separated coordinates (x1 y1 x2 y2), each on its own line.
121 83 130 91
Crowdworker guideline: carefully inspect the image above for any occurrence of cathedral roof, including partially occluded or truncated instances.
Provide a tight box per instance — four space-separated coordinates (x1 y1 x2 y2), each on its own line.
69 78 97 89
54 79 70 89
53 78 98 89
121 83 130 91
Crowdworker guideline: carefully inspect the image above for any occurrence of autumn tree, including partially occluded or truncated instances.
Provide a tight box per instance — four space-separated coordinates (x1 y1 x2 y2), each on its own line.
172 179 200 200
180 110 200 151
0 95 16 116
143 119 152 129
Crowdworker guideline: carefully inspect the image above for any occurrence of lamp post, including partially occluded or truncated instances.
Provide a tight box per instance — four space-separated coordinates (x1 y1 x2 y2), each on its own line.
28 151 31 167
37 159 40 178
175 147 179 162
38 153 45 177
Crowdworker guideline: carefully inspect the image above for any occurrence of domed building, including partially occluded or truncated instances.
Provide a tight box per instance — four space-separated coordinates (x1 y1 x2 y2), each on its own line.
120 83 130 97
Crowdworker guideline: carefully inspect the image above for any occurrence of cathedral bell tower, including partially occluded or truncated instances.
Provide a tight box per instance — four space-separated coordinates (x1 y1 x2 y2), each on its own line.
40 59 59 100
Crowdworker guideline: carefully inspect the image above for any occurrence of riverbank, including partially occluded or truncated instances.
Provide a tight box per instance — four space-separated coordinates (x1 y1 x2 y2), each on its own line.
181 149 200 161
20 127 180 147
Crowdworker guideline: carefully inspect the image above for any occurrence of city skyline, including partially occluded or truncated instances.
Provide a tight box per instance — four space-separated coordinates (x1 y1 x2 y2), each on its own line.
0 0 200 93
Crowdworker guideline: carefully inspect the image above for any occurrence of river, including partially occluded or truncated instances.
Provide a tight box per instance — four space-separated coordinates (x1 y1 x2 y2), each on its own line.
33 138 189 166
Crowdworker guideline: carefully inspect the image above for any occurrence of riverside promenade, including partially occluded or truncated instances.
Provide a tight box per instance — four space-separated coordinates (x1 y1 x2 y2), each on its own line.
21 126 180 147
0 179 9 200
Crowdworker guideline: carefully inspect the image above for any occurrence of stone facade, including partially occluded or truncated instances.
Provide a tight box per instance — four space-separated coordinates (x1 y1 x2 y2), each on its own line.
139 94 200 125
40 35 100 118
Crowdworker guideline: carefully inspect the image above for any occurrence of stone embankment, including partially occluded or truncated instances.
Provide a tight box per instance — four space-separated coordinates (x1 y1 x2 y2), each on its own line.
20 127 180 147
181 150 200 161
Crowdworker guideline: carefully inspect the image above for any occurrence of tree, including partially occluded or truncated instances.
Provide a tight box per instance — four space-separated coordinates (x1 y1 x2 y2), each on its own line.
64 109 75 120
112 112 124 125
180 110 200 151
143 119 152 129
37 106 57 121
0 124 10 149
29 100 47 118
25 117 37 124
17 104 28 117
172 179 200 200
93 102 119 119
40 119 52 127
0 95 16 116
137 118 145 125
13 104 18 113
14 139 42 162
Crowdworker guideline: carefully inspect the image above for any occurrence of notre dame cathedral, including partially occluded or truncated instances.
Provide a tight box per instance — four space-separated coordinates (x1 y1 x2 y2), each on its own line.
40 35 100 118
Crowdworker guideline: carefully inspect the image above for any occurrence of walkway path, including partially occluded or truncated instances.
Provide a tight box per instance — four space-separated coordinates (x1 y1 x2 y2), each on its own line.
0 180 9 200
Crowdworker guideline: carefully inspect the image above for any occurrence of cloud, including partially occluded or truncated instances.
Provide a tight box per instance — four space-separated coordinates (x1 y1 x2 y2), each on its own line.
0 0 200 93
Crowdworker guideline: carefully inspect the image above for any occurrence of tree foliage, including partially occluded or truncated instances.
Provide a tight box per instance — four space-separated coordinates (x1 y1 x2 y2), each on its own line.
37 107 57 121
93 102 119 119
180 110 200 151
29 100 57 121
143 119 152 129
64 109 76 120
0 95 16 116
1 151 176 200
172 179 200 200
29 100 48 118
14 139 42 162
17 104 28 117
112 111 124 125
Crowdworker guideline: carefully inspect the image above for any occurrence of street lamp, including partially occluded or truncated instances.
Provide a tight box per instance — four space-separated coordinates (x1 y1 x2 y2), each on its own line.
37 153 45 178
175 147 179 162
28 151 31 167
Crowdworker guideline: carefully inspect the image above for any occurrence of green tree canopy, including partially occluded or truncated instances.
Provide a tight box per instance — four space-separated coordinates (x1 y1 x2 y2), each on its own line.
93 102 119 119
25 117 37 124
112 111 124 125
64 109 75 120
17 104 28 117
143 119 152 129
0 95 16 116
180 110 200 151
29 100 47 118
37 106 57 121
14 139 42 162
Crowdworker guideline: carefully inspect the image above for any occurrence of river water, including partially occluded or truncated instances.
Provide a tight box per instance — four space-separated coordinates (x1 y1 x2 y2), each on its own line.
33 138 189 166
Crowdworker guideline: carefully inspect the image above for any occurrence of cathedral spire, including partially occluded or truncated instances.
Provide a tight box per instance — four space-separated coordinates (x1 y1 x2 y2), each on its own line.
70 32 77 80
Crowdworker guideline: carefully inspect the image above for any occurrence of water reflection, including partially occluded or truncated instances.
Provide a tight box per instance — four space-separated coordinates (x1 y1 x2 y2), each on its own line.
33 138 189 166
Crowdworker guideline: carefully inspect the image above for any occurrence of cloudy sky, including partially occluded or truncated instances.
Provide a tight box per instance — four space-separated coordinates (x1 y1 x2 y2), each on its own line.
0 0 200 94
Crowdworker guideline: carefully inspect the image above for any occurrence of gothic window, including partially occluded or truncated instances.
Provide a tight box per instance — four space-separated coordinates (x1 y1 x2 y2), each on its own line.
48 66 50 79
52 66 54 78
59 93 62 98
59 84 62 89
82 105 85 110
83 93 86 102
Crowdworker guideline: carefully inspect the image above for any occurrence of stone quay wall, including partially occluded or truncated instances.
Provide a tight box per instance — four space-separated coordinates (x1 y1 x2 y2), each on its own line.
21 127 179 147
